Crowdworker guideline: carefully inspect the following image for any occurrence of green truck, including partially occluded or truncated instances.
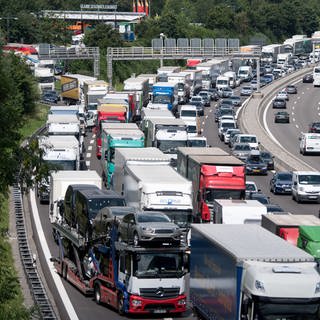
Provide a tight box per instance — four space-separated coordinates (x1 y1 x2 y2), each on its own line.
298 225 320 260
100 123 145 188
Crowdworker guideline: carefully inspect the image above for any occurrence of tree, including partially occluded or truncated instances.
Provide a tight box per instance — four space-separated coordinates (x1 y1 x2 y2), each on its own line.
206 5 235 31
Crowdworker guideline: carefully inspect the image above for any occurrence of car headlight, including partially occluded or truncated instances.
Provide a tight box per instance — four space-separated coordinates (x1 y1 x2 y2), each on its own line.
142 227 155 233
262 166 267 170
299 187 304 192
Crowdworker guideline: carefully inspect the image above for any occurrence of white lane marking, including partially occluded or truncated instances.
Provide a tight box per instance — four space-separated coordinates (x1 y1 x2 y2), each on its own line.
236 97 250 119
318 102 320 105
202 121 205 126
302 92 305 94
263 99 282 146
293 118 296 122
294 101 297 104
30 190 79 320
86 161 90 167
92 134 96 138
90 139 94 144
295 124 299 128
209 109 213 113
87 146 92 151
292 106 295 110
86 153 91 158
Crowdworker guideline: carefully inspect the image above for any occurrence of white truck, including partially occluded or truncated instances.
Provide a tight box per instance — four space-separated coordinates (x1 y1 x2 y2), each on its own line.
120 164 193 229
186 136 207 147
216 75 230 90
139 108 174 136
46 114 84 156
137 73 157 99
49 170 102 224
39 135 80 171
212 199 268 224
167 72 191 104
277 52 292 68
299 132 320 155
237 65 253 82
313 66 320 87
112 147 171 193
184 69 202 95
123 77 149 112
190 224 320 320
145 118 188 165
34 67 55 92
223 71 237 88
157 66 181 81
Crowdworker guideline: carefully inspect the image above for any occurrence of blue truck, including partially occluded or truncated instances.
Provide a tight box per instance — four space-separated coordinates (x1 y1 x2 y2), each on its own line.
151 82 178 111
190 224 320 320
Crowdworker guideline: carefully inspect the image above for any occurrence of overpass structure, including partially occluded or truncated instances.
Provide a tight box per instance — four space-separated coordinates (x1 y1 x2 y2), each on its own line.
41 10 146 23
106 46 262 88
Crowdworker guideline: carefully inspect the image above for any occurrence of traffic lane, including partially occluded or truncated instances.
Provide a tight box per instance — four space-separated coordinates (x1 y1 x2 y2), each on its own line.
265 82 320 171
202 105 320 216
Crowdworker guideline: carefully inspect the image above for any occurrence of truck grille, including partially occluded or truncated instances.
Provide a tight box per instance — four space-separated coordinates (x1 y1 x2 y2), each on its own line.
155 229 174 234
144 303 175 311
140 287 180 299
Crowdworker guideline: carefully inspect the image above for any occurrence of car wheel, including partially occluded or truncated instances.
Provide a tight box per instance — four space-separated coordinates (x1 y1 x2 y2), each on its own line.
118 293 125 315
94 283 102 305
133 232 140 247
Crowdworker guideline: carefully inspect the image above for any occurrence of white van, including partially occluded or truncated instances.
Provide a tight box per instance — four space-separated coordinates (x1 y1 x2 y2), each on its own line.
223 71 237 88
299 133 320 155
179 105 198 121
292 171 320 203
237 66 253 82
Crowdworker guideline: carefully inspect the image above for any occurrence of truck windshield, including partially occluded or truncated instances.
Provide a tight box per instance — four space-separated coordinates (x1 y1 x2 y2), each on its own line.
254 301 320 319
45 160 76 171
153 95 172 104
157 210 192 228
133 253 184 278
205 189 243 201
38 76 55 83
187 139 206 147
157 140 187 154
181 110 197 117
298 175 320 185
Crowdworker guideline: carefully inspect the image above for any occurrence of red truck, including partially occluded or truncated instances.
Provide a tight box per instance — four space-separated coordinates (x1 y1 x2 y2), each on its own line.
95 105 127 158
177 150 245 222
261 214 320 245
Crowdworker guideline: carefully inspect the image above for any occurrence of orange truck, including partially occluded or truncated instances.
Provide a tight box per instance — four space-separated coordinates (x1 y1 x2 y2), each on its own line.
94 103 127 158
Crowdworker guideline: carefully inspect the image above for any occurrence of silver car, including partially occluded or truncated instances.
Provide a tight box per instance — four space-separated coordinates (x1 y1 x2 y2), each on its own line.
118 211 181 246
232 143 252 160
93 206 137 237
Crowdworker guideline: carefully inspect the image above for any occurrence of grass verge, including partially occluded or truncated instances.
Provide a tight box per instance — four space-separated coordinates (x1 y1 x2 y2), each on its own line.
0 103 49 319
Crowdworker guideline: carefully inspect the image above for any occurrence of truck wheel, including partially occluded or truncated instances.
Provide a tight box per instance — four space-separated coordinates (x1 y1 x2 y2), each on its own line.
94 283 102 305
133 232 140 247
118 293 124 315
62 263 68 280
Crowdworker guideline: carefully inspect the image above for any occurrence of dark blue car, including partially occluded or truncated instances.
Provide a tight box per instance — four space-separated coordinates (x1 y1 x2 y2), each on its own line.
270 171 293 194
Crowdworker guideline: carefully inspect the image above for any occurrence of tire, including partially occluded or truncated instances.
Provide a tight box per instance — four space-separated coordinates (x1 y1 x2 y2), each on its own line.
94 283 102 305
118 293 124 315
296 194 301 203
133 232 139 247
62 263 68 280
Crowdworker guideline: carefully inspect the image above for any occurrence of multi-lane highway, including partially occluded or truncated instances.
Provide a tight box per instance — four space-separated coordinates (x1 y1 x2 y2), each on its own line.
31 67 320 320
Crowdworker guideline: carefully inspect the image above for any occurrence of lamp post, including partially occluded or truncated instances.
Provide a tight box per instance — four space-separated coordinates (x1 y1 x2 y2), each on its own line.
160 32 165 68
0 16 18 42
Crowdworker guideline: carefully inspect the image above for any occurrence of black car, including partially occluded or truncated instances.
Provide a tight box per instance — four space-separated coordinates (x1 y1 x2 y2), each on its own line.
247 192 270 205
260 151 274 170
229 95 242 107
275 111 290 123
309 122 320 133
41 92 59 104
272 98 286 109
270 171 293 195
286 84 297 94
302 74 313 83
265 204 284 213
245 151 268 175
208 88 219 101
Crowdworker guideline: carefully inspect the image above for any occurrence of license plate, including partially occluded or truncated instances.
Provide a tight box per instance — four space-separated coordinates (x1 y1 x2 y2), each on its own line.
285 189 291 192
253 169 260 173
308 196 317 199
153 309 167 314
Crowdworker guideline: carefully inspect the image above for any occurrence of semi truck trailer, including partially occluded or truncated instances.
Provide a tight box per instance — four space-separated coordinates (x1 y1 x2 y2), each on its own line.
190 224 320 320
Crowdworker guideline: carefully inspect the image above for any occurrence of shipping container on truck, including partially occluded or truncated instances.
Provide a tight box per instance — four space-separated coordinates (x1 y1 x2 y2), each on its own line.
181 154 246 222
120 164 193 230
298 225 320 261
112 147 171 194
261 213 320 246
51 219 189 316
100 124 144 187
190 224 320 320
212 199 267 224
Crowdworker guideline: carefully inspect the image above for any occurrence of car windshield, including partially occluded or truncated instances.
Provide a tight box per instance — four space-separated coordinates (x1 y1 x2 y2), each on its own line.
243 87 251 90
221 122 236 129
278 173 292 181
246 183 257 191
181 110 196 117
298 175 320 185
240 136 257 143
137 214 170 223
252 195 269 204
191 97 202 102
261 152 271 159
234 144 251 151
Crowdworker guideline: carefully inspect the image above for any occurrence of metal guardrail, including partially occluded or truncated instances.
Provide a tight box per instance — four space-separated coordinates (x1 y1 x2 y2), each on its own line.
107 46 261 60
12 181 57 320
39 47 100 60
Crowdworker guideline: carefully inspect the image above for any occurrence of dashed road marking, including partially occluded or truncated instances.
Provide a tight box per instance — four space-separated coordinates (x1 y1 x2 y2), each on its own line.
86 161 90 167
86 153 91 158
202 121 205 126
292 112 295 115
307 87 310 90
297 96 301 99
295 124 299 128
294 101 297 104
293 118 295 122
88 146 92 151
292 106 295 110
302 92 305 94
90 139 94 144
92 134 96 139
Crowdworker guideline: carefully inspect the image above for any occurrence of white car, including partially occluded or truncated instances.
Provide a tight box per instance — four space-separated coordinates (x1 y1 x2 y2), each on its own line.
234 134 259 150
245 181 259 197
276 90 289 101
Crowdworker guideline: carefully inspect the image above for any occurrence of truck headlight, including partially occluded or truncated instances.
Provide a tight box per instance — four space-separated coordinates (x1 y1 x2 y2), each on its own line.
132 299 142 307
255 280 265 292
177 298 186 306
315 282 320 294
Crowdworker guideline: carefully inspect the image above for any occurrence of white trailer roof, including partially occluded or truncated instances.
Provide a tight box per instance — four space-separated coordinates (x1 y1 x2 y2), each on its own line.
192 224 314 262
116 147 170 162
214 199 265 208
263 214 320 226
101 123 138 131
39 135 79 149
47 114 79 124
127 164 192 192
51 170 100 181
177 147 228 156
148 117 187 126
141 108 174 119
107 129 144 139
